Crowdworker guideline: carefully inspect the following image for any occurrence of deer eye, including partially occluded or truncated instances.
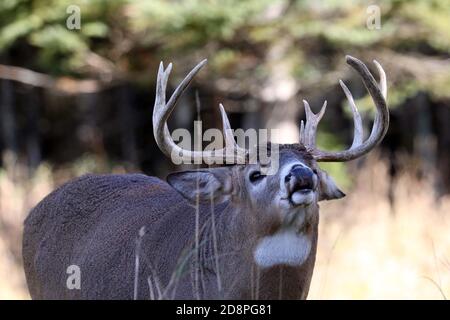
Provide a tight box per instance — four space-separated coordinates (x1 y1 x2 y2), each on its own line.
249 171 265 183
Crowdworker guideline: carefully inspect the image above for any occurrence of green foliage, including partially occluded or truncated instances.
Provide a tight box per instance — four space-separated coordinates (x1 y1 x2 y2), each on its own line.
1 0 449 86
0 0 117 74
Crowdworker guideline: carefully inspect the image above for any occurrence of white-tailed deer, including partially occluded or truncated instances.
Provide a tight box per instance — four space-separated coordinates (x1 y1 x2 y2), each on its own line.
23 55 388 299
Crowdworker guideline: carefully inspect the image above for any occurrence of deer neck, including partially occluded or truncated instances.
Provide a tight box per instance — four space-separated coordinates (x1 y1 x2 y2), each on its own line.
197 202 253 270
194 202 319 299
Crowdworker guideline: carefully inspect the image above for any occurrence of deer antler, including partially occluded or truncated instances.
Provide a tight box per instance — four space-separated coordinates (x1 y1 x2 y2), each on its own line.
153 60 247 164
299 100 327 148
301 55 389 162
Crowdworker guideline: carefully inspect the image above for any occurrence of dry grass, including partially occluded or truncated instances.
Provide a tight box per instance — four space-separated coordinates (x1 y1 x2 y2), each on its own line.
310 158 450 299
0 157 449 300
0 164 54 300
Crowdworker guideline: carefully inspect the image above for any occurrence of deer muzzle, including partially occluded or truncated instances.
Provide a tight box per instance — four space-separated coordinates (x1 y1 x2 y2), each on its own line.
285 165 317 206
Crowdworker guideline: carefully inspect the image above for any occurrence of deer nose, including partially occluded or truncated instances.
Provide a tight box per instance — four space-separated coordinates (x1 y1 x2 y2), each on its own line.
285 165 316 194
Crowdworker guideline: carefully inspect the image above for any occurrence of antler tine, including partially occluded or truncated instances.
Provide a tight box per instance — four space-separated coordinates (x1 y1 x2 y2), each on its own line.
339 80 363 149
300 99 327 149
219 103 236 148
219 103 247 160
153 62 173 156
309 55 389 162
373 60 387 99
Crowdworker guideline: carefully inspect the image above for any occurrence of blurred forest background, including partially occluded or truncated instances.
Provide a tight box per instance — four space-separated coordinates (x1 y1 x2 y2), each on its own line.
1 0 450 299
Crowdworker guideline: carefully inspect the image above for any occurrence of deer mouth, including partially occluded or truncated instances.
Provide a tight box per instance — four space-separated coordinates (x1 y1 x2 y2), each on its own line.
289 182 315 206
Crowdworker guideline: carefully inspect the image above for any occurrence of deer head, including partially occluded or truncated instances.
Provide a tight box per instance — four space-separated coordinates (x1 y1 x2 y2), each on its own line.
153 55 388 270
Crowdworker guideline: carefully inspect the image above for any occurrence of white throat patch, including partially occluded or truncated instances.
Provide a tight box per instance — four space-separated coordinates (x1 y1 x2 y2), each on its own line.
253 231 311 268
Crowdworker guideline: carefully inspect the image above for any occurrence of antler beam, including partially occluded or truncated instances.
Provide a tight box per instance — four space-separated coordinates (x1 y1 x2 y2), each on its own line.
153 60 247 164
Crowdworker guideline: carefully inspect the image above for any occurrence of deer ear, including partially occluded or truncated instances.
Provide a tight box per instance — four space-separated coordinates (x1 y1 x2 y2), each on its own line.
167 168 232 204
317 169 346 201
